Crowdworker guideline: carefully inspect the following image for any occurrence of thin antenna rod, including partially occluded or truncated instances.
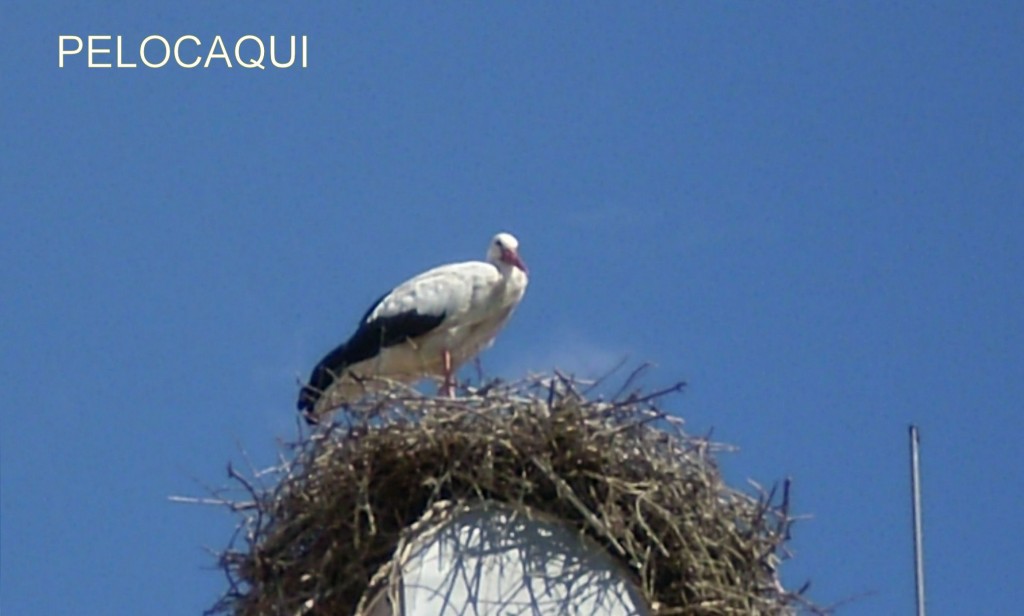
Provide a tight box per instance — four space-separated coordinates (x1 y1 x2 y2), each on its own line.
909 425 926 616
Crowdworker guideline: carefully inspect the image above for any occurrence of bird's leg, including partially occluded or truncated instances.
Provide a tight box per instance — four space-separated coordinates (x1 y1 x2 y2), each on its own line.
439 349 455 397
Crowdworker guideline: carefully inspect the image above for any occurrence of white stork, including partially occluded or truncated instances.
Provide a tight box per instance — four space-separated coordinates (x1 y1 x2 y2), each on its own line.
298 232 529 422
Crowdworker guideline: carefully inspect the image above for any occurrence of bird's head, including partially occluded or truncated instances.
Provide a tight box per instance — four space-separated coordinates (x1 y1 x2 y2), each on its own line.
489 232 528 274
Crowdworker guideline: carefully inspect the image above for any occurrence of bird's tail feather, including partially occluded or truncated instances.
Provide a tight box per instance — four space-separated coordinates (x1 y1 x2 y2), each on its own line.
297 342 351 419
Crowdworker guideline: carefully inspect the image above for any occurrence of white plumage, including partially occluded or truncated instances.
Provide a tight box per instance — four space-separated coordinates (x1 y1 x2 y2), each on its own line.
298 232 528 422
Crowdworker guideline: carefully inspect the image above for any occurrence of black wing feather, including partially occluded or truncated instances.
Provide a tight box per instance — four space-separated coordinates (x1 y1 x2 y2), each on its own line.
297 292 446 415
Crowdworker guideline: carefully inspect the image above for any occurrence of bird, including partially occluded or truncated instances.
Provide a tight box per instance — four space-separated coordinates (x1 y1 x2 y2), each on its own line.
297 232 529 423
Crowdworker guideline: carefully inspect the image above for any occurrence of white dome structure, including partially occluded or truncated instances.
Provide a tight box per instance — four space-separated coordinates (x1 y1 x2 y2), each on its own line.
362 503 649 615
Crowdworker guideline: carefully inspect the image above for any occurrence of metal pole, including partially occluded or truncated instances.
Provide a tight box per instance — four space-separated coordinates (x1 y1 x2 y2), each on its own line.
909 425 926 616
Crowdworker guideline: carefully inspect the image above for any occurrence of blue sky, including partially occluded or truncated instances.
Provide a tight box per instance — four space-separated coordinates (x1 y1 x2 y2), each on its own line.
3 3 1022 614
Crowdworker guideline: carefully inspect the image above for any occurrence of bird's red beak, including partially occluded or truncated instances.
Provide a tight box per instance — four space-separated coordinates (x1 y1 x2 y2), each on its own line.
502 248 528 274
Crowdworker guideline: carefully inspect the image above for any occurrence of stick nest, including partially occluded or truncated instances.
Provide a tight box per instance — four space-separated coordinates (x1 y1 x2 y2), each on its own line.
209 372 815 615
